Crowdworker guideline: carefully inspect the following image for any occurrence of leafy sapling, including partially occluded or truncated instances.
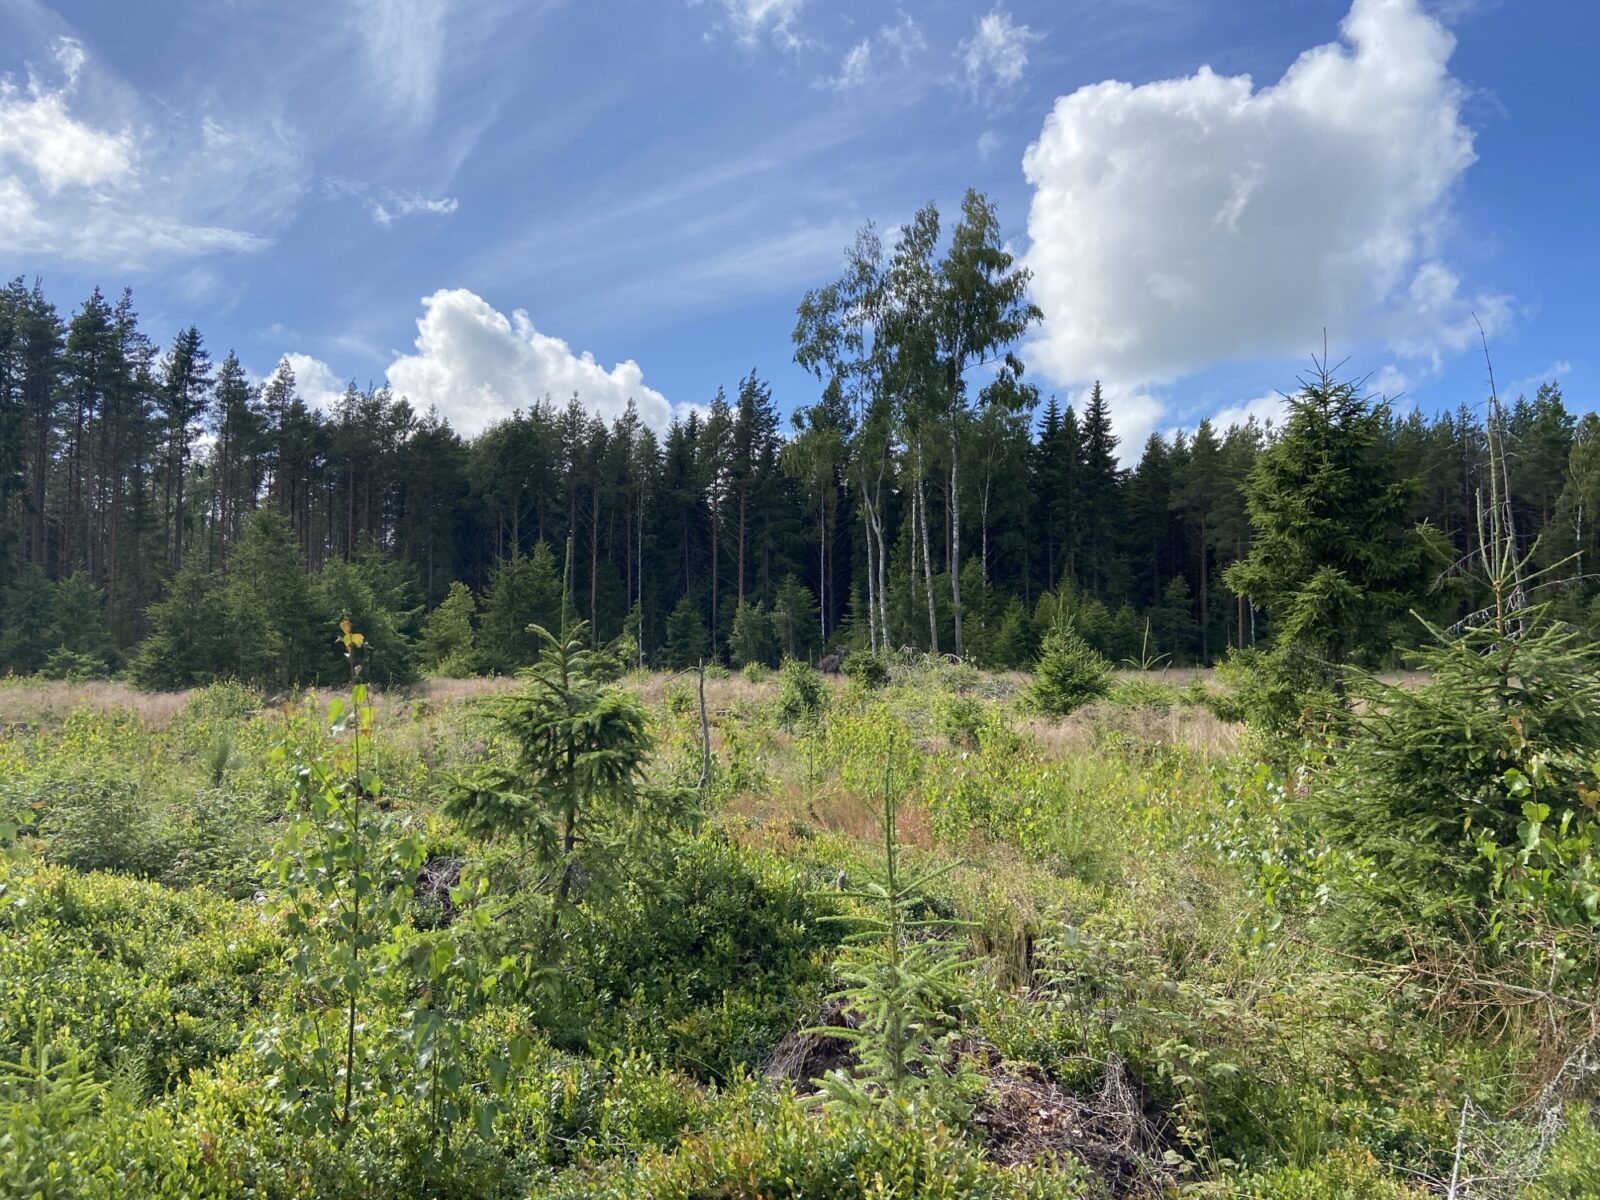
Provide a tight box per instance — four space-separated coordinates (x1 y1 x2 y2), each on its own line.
267 620 424 1133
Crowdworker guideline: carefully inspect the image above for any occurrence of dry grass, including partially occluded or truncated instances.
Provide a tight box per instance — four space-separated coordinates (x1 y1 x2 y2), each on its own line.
0 677 195 728
402 675 522 705
1111 666 1215 687
404 669 789 714
726 774 936 854
1021 699 1240 758
623 669 788 713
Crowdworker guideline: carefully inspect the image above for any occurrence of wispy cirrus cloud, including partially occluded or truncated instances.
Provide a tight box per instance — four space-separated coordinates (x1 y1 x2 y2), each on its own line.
349 0 453 125
818 11 925 91
695 0 809 51
370 190 460 226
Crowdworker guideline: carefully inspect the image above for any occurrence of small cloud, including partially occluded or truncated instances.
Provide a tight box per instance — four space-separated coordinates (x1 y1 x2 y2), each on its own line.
976 129 1000 161
958 6 1041 97
816 12 924 91
698 0 809 52
825 40 874 90
350 0 451 124
879 10 926 62
52 36 86 86
268 352 350 413
369 191 460 227
1369 363 1410 399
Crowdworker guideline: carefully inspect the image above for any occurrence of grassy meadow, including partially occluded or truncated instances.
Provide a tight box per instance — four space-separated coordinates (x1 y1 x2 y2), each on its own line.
1 656 1596 1198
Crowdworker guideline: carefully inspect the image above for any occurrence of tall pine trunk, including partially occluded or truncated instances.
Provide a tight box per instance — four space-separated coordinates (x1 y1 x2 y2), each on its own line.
917 441 938 654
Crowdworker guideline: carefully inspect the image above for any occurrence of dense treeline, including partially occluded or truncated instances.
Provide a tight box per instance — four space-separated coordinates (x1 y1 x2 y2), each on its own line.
0 196 1590 686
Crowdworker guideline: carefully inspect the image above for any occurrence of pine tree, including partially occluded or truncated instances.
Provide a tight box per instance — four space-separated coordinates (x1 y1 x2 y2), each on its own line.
129 557 229 689
158 326 212 569
1026 618 1111 716
1175 418 1223 661
728 598 774 667
223 508 321 690
0 563 56 673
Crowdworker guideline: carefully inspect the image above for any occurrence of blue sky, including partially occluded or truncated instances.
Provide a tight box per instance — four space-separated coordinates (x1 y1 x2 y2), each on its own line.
1 0 1593 456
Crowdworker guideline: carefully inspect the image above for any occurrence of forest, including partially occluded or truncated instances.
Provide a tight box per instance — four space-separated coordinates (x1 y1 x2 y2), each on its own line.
0 197 1591 690
4 192 1600 1200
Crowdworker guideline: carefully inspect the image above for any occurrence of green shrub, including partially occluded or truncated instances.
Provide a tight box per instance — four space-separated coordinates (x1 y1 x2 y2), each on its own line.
1106 676 1179 711
775 657 825 730
33 774 175 878
166 680 261 756
936 693 986 748
484 836 837 1078
1527 1106 1600 1199
0 860 282 1089
1312 608 1600 973
664 679 697 718
1208 645 1334 734
841 649 889 689
542 1093 1089 1199
39 646 108 682
1228 1145 1426 1198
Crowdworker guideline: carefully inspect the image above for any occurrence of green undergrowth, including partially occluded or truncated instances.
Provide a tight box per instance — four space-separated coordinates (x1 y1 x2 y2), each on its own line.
0 666 1594 1198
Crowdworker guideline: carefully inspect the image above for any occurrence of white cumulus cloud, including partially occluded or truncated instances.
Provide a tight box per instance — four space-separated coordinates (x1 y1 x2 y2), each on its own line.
1022 0 1508 443
380 288 685 437
1211 391 1286 435
271 353 351 413
0 39 132 192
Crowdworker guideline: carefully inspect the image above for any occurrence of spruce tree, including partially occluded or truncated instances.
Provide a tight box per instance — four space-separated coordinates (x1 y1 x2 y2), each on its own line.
663 595 709 669
1078 383 1121 596
418 581 479 677
1225 364 1446 701
479 543 562 673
